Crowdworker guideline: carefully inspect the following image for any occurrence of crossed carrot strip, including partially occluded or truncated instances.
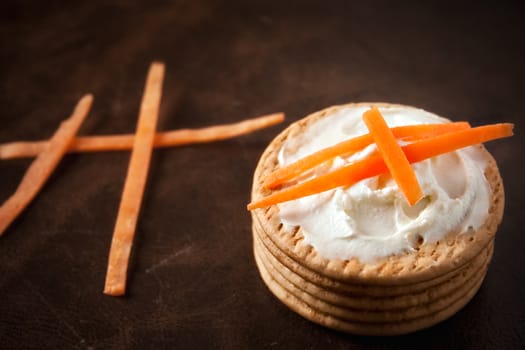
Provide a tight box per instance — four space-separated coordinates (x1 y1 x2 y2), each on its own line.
247 109 513 210
0 62 284 296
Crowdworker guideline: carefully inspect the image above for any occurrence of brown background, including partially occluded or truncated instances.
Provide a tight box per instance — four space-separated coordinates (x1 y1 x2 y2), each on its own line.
1 1 524 349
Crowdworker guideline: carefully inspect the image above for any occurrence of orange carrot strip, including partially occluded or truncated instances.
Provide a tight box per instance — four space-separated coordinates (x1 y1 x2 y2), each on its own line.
247 123 513 210
397 122 471 141
153 112 284 146
363 107 423 205
263 121 470 189
0 113 285 159
402 123 514 162
249 152 386 210
0 95 93 235
104 62 164 296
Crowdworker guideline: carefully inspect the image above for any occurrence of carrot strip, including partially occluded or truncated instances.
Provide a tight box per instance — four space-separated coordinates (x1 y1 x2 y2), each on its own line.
103 62 164 296
247 123 513 210
363 107 423 205
249 152 386 210
263 121 470 189
153 112 284 146
0 95 93 235
0 113 285 159
397 121 471 141
402 123 514 162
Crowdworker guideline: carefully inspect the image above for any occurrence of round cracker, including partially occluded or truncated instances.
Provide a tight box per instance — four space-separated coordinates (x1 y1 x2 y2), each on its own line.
250 102 504 334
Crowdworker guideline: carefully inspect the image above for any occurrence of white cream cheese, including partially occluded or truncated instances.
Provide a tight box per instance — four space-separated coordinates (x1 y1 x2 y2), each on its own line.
277 105 491 263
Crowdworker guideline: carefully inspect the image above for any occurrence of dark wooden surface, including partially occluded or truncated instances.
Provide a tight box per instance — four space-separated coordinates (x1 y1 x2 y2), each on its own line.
1 1 524 349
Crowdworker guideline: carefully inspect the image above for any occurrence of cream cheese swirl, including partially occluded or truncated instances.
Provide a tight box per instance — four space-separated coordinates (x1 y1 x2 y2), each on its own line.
277 105 491 263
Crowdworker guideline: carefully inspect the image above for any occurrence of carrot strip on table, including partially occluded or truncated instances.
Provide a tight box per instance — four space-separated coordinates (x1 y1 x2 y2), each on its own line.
103 62 165 296
263 121 470 189
0 113 285 160
247 123 513 210
0 95 93 235
363 107 423 205
154 112 284 146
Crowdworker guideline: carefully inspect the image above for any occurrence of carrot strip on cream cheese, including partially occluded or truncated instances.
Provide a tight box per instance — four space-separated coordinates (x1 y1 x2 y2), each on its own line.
362 107 423 205
248 122 513 210
263 122 469 189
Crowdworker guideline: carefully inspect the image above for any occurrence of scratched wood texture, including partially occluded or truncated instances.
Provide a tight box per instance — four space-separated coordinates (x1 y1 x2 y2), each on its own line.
1 1 524 349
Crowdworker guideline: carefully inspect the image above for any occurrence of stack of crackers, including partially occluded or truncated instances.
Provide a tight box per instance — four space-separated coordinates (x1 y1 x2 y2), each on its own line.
250 105 505 335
